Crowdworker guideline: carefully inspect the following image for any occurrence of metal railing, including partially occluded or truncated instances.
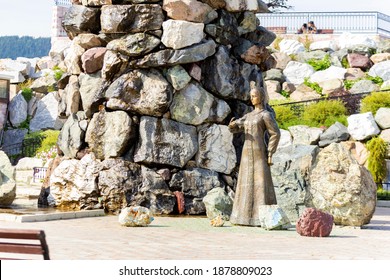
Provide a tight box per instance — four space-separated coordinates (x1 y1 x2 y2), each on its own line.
272 91 373 116
257 11 390 37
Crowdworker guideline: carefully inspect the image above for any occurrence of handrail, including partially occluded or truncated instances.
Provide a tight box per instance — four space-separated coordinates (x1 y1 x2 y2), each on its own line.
257 11 390 37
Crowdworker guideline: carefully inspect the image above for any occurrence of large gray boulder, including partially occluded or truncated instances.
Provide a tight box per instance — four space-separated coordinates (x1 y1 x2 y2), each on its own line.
29 92 62 132
288 125 323 145
170 168 223 214
196 124 236 174
170 82 230 125
201 45 262 101
134 116 198 168
106 33 160 57
205 10 239 45
57 112 88 158
85 110 136 160
319 122 350 147
98 158 142 214
129 166 176 215
349 79 380 94
375 108 390 129
101 4 164 34
2 129 28 156
308 143 377 226
8 93 27 127
58 75 81 118
368 60 390 81
0 151 16 206
202 187 233 220
347 112 381 141
129 39 217 68
78 72 104 117
105 69 172 117
62 5 101 39
271 145 320 222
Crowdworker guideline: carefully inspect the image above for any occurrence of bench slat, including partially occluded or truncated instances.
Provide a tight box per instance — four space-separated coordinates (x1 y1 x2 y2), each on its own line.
0 243 44 255
0 229 50 260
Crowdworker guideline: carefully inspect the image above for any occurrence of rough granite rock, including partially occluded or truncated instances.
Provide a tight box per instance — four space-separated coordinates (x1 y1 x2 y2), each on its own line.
347 112 381 141
162 0 218 23
30 92 62 132
170 168 224 214
118 206 154 227
85 110 136 160
81 47 107 74
319 122 350 147
258 205 291 230
296 208 334 237
202 187 233 220
49 153 103 210
101 5 164 34
106 33 160 57
308 143 377 226
98 159 142 214
105 69 172 117
0 151 16 206
375 108 390 129
62 5 101 39
271 145 320 222
8 94 27 127
57 112 88 158
170 82 230 125
196 124 236 174
161 19 205 50
134 116 198 168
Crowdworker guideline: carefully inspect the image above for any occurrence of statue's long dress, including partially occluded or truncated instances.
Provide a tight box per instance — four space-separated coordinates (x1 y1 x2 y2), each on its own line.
229 109 280 226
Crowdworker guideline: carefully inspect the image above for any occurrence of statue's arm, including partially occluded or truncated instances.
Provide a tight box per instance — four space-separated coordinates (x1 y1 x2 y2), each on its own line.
264 113 281 163
228 116 245 133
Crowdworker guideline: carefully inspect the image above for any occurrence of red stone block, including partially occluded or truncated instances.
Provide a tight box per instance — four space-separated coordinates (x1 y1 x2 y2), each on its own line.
174 191 186 214
296 208 334 237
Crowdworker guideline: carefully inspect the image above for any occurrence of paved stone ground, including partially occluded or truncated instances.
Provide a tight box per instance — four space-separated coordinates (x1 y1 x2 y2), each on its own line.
0 207 389 260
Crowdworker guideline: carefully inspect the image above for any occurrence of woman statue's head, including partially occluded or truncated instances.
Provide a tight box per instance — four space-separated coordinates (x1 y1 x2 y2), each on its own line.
250 81 265 106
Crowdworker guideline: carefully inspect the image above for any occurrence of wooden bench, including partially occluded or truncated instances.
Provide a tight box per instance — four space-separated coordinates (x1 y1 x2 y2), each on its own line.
267 26 287 34
318 29 334 34
0 229 50 260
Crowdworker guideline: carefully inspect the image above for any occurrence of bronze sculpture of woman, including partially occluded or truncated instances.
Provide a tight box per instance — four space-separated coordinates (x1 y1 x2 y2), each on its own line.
228 82 280 226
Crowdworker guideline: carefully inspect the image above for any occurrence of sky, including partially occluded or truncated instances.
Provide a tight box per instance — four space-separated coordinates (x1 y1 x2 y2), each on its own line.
0 0 389 37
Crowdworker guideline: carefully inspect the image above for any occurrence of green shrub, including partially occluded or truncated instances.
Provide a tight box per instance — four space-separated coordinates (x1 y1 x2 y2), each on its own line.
366 75 384 87
21 88 33 102
53 66 65 81
306 54 332 71
366 137 388 183
361 91 390 114
341 56 350 69
301 100 348 127
377 189 390 200
24 130 60 157
303 77 323 94
344 79 357 90
273 105 300 130
17 116 32 130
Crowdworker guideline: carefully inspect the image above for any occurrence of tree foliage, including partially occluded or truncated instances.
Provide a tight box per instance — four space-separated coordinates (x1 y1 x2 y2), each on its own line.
0 36 51 59
264 0 292 11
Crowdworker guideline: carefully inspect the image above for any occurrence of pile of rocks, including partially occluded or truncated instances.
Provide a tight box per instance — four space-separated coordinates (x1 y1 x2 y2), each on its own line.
40 0 277 215
264 34 390 101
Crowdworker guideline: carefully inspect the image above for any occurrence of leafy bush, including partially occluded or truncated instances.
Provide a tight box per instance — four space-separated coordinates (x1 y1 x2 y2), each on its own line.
303 77 323 94
24 130 60 157
301 100 348 127
361 91 390 114
273 105 300 129
341 56 350 68
377 189 390 200
366 137 388 183
366 75 384 87
21 88 33 102
344 79 357 90
53 66 65 81
306 54 332 71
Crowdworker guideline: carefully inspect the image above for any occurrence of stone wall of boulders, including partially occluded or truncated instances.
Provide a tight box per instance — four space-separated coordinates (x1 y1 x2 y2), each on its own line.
36 0 279 215
264 34 390 101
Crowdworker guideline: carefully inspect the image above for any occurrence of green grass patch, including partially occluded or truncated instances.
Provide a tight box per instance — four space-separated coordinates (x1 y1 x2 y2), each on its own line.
306 54 332 71
361 91 390 115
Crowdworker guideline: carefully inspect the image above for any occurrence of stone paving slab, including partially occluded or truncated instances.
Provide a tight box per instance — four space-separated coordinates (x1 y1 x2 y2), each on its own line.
0 207 389 260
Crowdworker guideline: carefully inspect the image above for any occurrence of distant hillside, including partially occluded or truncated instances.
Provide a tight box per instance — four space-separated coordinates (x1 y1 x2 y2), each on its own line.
0 36 51 59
